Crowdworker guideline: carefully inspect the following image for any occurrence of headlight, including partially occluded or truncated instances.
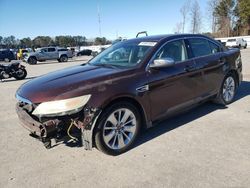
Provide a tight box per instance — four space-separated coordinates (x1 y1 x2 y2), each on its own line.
32 95 91 117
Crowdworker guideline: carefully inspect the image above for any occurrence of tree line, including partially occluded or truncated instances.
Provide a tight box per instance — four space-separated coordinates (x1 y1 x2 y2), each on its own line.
0 35 111 49
175 0 250 37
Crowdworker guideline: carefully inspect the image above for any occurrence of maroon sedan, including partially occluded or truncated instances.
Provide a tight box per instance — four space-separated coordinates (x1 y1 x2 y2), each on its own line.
16 34 242 155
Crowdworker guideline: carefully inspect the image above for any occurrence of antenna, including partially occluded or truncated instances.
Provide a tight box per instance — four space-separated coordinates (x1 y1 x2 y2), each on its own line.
97 3 101 37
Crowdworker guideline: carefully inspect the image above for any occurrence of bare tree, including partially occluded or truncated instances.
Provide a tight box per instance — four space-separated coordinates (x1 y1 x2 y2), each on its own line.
180 0 190 33
207 0 219 33
190 0 202 34
173 22 183 34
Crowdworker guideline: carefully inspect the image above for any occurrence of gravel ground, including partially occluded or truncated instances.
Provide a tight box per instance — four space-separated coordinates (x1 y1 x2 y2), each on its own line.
0 50 249 188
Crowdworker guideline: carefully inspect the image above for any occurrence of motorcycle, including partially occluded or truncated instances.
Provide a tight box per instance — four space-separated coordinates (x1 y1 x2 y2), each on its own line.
0 62 27 81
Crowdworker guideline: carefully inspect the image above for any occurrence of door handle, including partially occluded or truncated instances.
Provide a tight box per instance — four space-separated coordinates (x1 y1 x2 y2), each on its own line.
185 65 196 72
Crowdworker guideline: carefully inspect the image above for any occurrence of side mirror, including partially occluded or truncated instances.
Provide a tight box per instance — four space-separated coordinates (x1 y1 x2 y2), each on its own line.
150 58 175 69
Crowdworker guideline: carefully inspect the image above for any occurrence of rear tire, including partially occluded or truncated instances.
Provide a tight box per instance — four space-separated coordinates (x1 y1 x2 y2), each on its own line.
14 69 27 80
60 55 68 62
94 102 141 155
244 44 247 49
213 73 237 105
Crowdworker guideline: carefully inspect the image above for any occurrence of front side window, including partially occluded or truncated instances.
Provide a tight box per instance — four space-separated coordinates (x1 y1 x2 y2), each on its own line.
209 41 220 54
88 41 155 68
40 48 48 53
155 40 188 63
189 38 211 57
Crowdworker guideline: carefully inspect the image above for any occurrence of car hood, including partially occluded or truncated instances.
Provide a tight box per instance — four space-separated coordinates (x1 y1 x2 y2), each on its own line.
16 64 125 103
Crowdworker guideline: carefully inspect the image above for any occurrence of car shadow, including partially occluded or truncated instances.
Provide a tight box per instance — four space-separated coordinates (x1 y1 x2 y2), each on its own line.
132 80 250 150
1 76 37 83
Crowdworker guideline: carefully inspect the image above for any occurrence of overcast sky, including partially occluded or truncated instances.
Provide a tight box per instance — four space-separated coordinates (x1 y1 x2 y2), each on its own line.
0 0 210 40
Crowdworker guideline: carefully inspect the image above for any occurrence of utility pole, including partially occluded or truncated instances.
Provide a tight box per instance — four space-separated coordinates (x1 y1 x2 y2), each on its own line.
97 3 102 37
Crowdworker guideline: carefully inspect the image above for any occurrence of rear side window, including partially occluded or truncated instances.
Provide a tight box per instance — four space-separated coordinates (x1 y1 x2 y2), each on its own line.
48 48 56 52
155 40 188 63
189 38 211 57
58 48 68 51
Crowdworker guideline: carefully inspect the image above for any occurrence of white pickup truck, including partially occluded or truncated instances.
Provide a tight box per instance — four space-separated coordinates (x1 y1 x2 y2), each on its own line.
24 47 73 64
226 38 247 49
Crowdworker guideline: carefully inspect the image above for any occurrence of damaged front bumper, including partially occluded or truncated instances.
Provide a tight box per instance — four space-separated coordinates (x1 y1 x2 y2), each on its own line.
16 102 101 150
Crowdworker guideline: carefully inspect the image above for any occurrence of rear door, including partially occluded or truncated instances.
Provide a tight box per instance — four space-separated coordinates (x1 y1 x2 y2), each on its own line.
47 47 58 59
188 38 225 96
147 39 202 121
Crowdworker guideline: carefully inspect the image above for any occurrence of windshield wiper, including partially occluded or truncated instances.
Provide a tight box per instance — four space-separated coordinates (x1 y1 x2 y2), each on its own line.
95 63 119 69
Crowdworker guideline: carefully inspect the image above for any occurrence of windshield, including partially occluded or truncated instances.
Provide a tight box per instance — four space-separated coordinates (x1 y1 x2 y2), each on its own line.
88 40 156 68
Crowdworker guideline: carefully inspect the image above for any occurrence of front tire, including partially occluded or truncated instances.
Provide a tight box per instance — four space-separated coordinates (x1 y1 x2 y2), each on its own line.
94 102 141 155
213 73 237 105
28 57 37 65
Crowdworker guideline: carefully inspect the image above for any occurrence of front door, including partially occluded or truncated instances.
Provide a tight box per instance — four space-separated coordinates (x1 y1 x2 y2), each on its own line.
147 39 202 121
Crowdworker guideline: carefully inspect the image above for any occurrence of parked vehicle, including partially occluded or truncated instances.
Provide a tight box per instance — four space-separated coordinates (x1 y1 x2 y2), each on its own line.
16 34 242 155
76 49 92 56
91 47 106 57
24 47 73 64
17 49 33 60
226 38 247 49
0 62 27 80
216 39 226 46
0 49 16 62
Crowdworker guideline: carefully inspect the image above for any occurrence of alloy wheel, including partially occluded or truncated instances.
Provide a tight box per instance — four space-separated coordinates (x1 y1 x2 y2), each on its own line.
222 76 235 103
102 108 137 150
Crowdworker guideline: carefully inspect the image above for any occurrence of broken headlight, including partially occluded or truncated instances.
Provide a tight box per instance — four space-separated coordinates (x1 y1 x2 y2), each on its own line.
32 95 91 117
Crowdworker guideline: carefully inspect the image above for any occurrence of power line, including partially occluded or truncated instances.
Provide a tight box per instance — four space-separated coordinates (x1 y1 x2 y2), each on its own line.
97 3 101 37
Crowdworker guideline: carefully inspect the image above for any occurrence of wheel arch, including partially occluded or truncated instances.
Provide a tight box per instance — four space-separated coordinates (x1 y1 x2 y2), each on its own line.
60 54 68 58
226 69 239 87
28 56 37 61
98 96 148 130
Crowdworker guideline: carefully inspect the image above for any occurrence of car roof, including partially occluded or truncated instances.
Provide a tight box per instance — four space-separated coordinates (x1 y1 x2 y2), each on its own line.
127 34 215 43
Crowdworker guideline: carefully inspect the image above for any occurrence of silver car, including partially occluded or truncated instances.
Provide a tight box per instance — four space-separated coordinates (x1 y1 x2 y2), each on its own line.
24 47 73 64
